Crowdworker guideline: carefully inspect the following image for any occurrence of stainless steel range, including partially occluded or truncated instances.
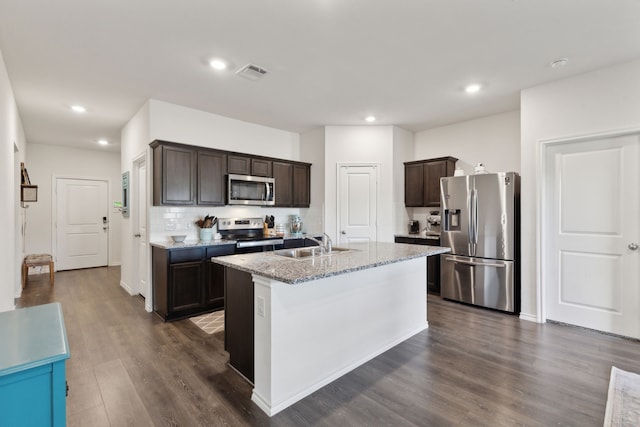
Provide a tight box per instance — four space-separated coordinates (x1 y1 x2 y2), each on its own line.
218 217 284 253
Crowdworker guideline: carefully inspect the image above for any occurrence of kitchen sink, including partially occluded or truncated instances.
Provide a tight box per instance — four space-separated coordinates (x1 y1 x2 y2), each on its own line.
274 246 352 259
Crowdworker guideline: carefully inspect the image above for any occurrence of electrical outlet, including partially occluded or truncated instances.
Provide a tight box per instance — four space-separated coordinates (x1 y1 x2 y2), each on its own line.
257 296 265 317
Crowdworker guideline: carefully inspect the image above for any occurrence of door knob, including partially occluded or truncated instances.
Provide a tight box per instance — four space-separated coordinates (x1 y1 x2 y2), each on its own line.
341 230 346 235
629 243 639 251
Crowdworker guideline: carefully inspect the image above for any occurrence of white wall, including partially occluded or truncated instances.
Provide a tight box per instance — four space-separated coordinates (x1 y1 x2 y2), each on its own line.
300 127 326 235
324 126 397 243
120 100 150 295
0 48 27 310
520 58 640 320
392 127 414 235
120 99 304 297
25 144 122 266
414 110 521 175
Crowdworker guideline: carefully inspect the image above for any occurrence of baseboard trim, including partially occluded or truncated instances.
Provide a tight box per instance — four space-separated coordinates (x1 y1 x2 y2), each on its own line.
120 280 133 295
519 312 539 323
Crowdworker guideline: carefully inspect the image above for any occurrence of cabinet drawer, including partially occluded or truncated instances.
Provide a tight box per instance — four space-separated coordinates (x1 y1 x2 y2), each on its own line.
169 248 204 263
206 245 236 258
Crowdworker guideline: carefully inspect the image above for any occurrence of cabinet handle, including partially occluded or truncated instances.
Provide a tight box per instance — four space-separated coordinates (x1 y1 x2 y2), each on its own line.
341 230 346 235
134 233 141 237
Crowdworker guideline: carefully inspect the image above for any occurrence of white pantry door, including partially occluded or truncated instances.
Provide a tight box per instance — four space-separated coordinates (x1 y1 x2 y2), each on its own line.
544 133 639 338
338 165 378 245
56 178 109 270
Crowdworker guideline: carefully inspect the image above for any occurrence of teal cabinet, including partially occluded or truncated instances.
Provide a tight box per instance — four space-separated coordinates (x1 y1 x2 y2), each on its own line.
0 303 70 427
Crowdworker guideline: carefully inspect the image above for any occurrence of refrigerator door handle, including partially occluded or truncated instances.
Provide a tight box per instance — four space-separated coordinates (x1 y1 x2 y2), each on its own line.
443 256 506 268
471 188 478 244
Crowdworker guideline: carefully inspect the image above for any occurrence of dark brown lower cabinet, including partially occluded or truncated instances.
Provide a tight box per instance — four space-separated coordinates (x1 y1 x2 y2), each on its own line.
152 244 235 321
224 267 254 383
394 236 441 294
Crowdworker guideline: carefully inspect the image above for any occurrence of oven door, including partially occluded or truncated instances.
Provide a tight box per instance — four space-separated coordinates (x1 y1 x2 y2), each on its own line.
235 239 284 254
228 174 275 206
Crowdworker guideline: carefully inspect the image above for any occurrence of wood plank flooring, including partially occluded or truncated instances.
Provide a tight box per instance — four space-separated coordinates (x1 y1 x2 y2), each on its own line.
17 267 640 426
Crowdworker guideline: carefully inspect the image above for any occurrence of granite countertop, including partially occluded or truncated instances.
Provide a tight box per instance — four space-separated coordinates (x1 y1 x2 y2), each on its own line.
150 233 323 249
150 239 237 249
395 232 441 240
212 241 450 285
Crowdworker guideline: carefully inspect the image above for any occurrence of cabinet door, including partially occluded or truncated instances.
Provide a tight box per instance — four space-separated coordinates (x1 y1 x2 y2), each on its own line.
169 261 204 313
197 151 227 205
404 163 424 207
273 161 293 206
228 155 251 175
205 244 236 309
251 158 272 177
158 145 196 205
206 262 225 309
292 164 310 207
424 160 448 206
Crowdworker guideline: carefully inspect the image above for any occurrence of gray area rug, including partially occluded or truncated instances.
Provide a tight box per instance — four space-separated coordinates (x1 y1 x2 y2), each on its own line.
604 366 640 426
190 310 224 334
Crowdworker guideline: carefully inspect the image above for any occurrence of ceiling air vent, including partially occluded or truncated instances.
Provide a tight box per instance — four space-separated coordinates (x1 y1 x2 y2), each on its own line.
235 63 269 81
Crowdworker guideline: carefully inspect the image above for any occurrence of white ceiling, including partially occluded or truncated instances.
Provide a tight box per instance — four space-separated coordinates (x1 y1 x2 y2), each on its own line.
1 0 639 153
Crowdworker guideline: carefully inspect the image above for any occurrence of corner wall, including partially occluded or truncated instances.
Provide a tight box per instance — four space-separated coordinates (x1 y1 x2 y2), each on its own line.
520 58 640 320
0 47 26 310
324 126 396 243
25 143 122 265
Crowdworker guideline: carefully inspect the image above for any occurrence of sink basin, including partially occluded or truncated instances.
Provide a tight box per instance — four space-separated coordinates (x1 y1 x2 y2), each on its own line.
274 246 351 259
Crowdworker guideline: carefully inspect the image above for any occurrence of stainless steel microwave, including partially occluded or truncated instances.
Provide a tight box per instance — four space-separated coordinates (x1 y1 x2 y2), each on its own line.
227 174 275 206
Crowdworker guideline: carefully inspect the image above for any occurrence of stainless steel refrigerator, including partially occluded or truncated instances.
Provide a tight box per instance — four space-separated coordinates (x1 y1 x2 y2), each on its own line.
440 172 520 313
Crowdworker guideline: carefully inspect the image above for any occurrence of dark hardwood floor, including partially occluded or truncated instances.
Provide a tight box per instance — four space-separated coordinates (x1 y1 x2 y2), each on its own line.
17 267 640 426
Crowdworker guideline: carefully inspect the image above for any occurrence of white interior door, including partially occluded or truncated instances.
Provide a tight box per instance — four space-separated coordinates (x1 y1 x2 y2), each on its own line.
544 133 639 338
136 160 148 298
338 165 378 245
56 178 109 270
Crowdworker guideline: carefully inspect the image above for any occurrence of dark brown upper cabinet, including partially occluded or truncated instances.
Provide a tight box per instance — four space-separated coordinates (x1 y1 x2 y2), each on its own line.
292 164 310 207
404 157 457 207
151 140 311 207
227 155 251 175
197 150 227 206
251 158 272 177
273 161 293 207
151 140 196 205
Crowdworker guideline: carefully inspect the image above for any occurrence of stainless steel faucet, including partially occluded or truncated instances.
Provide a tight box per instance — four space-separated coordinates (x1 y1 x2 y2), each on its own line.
306 233 332 254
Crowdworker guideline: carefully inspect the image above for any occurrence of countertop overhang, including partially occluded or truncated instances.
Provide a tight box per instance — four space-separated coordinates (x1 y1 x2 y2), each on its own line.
212 241 450 284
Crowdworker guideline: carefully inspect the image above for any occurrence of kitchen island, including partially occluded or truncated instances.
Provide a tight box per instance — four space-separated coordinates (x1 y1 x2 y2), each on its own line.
212 241 450 416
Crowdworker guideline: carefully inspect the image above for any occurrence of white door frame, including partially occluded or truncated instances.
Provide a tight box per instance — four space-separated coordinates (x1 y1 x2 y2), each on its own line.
52 175 111 270
336 163 380 244
132 152 152 312
536 126 640 324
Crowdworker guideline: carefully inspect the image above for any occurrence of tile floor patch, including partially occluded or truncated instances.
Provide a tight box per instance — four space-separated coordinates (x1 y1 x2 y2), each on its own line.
190 310 224 334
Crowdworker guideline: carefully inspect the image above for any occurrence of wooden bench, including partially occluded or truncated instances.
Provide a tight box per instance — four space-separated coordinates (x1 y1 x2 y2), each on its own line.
22 254 54 289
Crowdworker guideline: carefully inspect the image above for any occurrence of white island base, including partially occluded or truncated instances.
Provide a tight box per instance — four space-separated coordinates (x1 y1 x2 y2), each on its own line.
250 256 428 416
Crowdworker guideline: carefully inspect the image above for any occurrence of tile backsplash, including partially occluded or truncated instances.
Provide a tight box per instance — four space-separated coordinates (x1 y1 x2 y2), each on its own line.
149 206 308 243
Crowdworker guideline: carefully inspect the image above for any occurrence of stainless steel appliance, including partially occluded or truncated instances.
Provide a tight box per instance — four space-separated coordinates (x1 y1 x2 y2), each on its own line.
227 174 275 206
218 217 283 253
440 172 520 313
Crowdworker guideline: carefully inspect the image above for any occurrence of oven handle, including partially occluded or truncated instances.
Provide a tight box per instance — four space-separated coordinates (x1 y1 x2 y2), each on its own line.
236 239 284 249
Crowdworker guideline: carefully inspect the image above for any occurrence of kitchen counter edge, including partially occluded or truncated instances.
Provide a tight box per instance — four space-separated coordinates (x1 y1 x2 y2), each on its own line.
212 241 450 285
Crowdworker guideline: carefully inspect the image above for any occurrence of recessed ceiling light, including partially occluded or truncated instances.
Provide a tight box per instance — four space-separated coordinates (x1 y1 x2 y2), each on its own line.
71 105 86 113
209 59 228 71
98 139 109 146
365 116 376 122
550 58 569 69
464 84 482 94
